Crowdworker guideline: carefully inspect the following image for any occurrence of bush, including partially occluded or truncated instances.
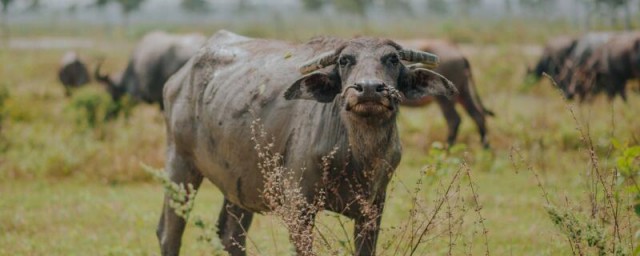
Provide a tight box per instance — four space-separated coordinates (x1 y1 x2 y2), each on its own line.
0 85 9 153
67 87 133 131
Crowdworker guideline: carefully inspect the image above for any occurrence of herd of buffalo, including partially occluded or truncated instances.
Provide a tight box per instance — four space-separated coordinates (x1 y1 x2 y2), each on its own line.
56 30 638 255
528 31 640 102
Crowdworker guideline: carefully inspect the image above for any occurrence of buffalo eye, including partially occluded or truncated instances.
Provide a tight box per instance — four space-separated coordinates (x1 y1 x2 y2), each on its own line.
387 54 399 65
338 55 353 67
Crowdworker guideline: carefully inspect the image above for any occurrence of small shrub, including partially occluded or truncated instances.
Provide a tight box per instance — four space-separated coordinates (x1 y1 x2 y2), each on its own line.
68 88 112 129
514 98 639 256
67 87 133 131
143 164 225 253
423 142 466 180
0 84 9 152
613 140 640 188
612 141 640 253
0 85 8 122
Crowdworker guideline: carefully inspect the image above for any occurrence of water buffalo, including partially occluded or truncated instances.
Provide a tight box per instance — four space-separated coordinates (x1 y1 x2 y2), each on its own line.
95 31 205 110
397 39 493 148
557 32 615 99
528 36 577 81
157 30 456 256
58 51 90 96
569 32 640 101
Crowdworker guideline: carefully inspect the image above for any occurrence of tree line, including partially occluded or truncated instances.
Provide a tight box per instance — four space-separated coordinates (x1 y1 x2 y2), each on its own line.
0 0 637 42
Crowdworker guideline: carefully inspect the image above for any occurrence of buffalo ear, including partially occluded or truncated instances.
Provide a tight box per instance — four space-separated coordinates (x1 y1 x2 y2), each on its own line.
399 68 457 101
284 71 341 103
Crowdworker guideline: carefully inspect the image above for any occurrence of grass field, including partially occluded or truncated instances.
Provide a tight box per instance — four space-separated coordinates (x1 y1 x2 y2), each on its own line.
1 21 639 255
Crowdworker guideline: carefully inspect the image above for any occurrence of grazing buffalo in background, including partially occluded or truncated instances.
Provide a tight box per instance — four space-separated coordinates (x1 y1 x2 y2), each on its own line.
58 51 90 96
528 36 577 81
556 32 615 99
569 32 640 101
397 39 494 148
95 31 205 110
157 30 456 256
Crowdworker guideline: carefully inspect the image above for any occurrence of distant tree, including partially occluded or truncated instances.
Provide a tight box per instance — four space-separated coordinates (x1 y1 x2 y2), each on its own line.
236 0 253 13
458 0 482 15
1 0 13 12
180 0 210 14
426 0 449 15
378 0 412 15
93 0 146 33
117 0 145 32
518 0 557 15
595 0 631 29
116 0 145 17
1 0 14 43
300 0 326 11
94 0 109 7
595 0 626 6
579 0 631 29
332 0 372 16
504 0 512 14
68 3 78 14
26 0 40 12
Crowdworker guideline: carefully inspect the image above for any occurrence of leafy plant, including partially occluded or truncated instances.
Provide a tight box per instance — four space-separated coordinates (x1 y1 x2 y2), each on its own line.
0 84 8 124
142 164 225 253
67 88 132 130
422 142 466 180
613 140 640 190
612 141 640 253
0 84 8 152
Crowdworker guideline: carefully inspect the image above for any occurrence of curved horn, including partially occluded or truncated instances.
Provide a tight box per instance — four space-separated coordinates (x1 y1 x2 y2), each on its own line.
398 49 440 69
93 59 124 101
94 59 111 84
299 50 340 74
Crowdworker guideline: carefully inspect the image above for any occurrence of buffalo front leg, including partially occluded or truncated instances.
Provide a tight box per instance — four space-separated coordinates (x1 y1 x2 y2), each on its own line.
157 152 204 256
289 209 317 256
217 198 254 256
458 93 490 148
353 197 385 256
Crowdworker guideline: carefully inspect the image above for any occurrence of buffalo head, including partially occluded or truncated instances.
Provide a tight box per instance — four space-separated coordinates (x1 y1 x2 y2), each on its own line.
94 60 127 102
284 38 457 123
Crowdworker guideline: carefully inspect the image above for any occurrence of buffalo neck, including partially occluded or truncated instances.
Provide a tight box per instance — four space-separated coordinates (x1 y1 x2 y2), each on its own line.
342 114 400 169
327 101 402 197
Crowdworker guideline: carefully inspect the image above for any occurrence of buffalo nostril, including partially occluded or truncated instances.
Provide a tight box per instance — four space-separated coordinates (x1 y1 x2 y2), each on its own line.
375 85 386 93
354 84 364 92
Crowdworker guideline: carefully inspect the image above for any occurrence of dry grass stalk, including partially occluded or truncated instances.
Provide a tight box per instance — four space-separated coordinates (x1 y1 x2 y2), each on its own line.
511 74 639 255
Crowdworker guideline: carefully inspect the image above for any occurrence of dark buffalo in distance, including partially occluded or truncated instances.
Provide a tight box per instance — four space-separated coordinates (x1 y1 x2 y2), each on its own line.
397 39 494 148
569 32 640 101
556 32 615 99
528 36 577 81
95 31 206 110
157 30 456 256
58 51 90 96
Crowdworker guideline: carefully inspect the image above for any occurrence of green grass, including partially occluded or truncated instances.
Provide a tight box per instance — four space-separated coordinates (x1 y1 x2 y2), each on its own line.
1 22 639 255
0 166 582 255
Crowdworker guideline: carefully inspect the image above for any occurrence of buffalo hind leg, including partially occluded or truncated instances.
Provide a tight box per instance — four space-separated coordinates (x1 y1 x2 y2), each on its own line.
436 97 461 148
616 79 628 102
157 152 204 256
217 198 254 256
459 92 490 148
